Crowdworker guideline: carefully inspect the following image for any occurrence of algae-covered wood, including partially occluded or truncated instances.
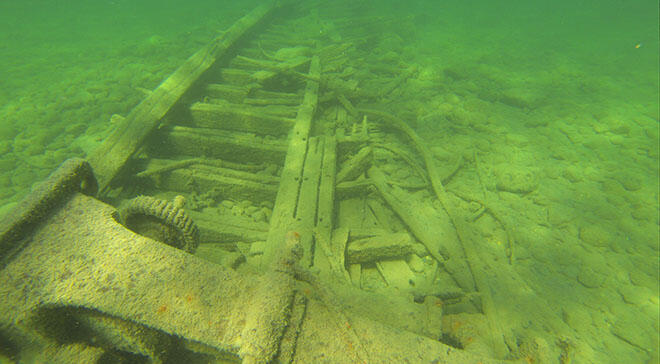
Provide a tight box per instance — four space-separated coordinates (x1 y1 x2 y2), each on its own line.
87 1 278 193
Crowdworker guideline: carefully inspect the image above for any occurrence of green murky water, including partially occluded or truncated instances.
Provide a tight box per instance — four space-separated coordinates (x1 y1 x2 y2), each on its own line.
0 0 657 363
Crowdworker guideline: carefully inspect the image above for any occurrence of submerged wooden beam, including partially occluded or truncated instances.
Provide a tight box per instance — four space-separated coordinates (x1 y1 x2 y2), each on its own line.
368 166 473 291
336 146 372 183
295 136 324 266
190 101 295 136
346 232 415 264
261 56 321 267
87 1 278 193
157 126 287 164
156 165 278 202
188 211 268 245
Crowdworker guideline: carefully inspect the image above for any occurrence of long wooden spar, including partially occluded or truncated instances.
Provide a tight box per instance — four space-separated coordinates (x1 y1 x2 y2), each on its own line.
87 1 278 193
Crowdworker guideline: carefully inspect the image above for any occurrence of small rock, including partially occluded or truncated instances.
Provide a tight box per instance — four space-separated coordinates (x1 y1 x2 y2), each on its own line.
608 134 625 145
548 205 576 226
561 307 592 329
614 172 643 191
493 164 539 194
251 209 267 222
604 117 630 135
577 266 605 288
629 270 655 291
260 207 272 222
617 284 650 305
562 165 583 183
230 205 244 216
610 308 655 350
579 225 612 248
505 133 529 147
245 206 260 215
407 254 426 273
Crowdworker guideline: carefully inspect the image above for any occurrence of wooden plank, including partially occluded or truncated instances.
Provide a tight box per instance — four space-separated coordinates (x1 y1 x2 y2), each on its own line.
219 68 255 85
157 168 278 202
87 1 278 193
190 101 295 136
158 126 287 164
336 146 372 183
348 263 361 287
376 260 416 290
205 84 250 103
336 179 370 198
261 56 320 267
368 166 475 292
243 97 301 106
313 136 345 278
188 210 268 244
346 232 415 264
253 89 301 100
294 136 323 266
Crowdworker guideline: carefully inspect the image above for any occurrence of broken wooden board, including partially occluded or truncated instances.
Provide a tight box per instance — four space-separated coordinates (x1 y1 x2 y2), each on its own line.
313 136 349 280
295 136 324 266
368 166 475 292
189 101 295 136
155 166 278 202
346 232 415 264
88 1 279 193
336 179 371 199
188 210 268 245
205 83 251 103
157 126 287 164
376 259 416 291
219 68 255 85
336 146 372 183
261 56 321 267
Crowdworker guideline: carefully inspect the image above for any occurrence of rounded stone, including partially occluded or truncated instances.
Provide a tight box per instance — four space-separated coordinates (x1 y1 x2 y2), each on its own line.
577 266 605 288
493 164 539 194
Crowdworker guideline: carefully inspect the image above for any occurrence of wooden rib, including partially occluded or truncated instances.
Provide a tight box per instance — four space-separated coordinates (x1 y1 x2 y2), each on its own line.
87 1 278 193
261 56 321 267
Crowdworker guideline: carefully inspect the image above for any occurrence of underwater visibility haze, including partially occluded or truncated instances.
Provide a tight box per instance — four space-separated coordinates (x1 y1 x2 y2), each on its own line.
0 0 658 363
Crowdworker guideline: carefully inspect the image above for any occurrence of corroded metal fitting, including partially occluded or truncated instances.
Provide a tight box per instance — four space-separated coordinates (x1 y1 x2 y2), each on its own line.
119 195 199 253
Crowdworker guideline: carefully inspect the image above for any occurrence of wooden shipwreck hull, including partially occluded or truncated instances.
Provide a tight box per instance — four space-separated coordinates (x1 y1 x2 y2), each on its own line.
0 1 573 363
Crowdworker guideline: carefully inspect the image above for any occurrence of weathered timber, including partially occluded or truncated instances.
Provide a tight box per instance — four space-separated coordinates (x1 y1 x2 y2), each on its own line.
219 68 255 85
313 136 348 280
154 126 287 164
232 55 281 70
376 259 416 290
247 104 300 118
190 101 295 136
295 136 324 266
366 197 404 233
252 89 301 101
262 56 320 267
88 1 278 193
188 210 268 244
156 166 278 202
243 97 301 106
362 109 510 358
205 84 251 103
336 179 370 199
138 158 265 179
346 232 415 264
367 166 474 291
347 228 390 240
336 146 372 183
249 57 312 83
